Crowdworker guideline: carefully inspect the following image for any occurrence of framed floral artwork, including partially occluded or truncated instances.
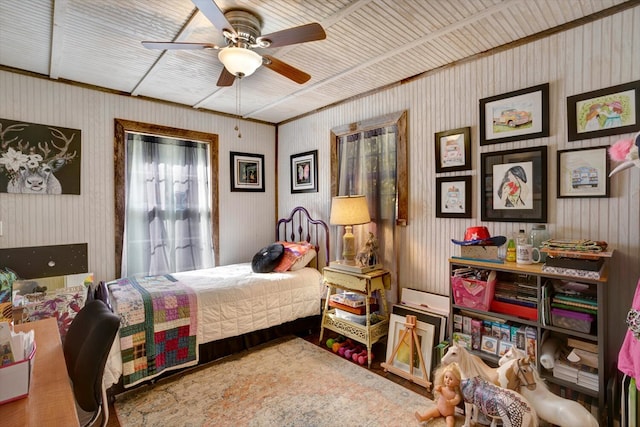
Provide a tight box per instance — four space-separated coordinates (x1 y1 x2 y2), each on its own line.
480 146 548 222
567 80 640 141
479 83 549 145
290 150 318 193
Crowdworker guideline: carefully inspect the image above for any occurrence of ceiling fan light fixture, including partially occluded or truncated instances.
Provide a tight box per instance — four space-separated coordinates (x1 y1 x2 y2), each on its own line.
218 47 262 77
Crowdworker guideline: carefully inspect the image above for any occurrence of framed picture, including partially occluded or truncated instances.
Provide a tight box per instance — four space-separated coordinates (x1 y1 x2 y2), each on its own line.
290 150 318 193
436 176 472 218
230 151 264 192
385 313 435 382
567 80 640 141
557 146 610 198
479 83 549 145
480 146 548 223
435 127 471 172
392 304 445 345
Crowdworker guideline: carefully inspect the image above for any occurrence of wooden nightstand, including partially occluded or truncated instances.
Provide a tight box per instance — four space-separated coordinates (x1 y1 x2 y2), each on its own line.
320 267 390 367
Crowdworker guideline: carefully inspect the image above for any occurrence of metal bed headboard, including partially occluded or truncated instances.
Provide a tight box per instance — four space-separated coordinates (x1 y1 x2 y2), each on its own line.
276 206 330 268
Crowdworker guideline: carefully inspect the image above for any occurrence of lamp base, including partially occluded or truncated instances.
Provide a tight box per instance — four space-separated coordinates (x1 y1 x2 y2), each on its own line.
329 260 382 274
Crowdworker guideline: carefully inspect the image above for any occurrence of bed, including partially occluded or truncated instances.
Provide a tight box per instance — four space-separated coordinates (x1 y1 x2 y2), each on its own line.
104 206 329 392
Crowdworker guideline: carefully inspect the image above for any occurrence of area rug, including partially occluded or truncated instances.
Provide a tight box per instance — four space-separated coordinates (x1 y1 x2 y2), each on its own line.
114 336 460 426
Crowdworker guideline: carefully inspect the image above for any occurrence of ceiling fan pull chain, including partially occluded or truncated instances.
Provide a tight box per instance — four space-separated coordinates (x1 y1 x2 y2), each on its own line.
235 77 242 138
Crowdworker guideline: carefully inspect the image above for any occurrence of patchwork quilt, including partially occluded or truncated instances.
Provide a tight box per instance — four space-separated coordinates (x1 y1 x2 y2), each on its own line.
108 275 198 387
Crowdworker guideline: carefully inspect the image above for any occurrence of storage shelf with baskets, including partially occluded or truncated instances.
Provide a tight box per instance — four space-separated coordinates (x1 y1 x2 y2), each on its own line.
448 257 610 421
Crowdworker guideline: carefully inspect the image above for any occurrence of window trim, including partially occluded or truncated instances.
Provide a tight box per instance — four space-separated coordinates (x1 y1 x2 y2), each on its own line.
114 119 220 278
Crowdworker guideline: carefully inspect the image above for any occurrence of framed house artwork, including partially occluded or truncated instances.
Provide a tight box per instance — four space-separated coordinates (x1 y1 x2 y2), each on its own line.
436 176 472 218
479 83 549 145
480 146 548 223
230 151 264 192
567 80 640 141
0 118 81 194
290 150 318 193
435 127 471 173
557 146 610 198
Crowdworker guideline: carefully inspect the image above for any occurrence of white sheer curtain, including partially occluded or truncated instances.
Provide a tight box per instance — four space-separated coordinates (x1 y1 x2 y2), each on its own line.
122 133 215 277
336 126 398 275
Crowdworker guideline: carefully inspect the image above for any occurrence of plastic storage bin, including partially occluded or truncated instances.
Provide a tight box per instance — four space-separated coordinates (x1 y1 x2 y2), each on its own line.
551 308 594 334
451 271 496 311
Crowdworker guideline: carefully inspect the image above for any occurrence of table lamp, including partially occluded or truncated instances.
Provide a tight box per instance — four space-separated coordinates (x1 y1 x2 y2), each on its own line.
329 195 371 265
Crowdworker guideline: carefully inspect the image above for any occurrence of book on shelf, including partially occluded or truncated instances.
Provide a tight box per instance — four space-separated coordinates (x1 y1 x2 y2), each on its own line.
567 337 598 354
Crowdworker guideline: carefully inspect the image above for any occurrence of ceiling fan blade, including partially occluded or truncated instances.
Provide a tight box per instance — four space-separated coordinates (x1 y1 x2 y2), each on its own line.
216 67 236 87
262 55 310 84
191 0 237 37
259 23 326 48
142 41 219 50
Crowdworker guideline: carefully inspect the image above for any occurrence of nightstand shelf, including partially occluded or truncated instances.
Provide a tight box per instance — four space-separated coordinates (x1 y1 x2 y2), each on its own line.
320 267 391 368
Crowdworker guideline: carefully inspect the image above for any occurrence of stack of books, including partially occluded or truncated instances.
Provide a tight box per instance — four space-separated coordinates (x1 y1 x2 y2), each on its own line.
540 239 612 280
551 280 597 315
552 337 599 392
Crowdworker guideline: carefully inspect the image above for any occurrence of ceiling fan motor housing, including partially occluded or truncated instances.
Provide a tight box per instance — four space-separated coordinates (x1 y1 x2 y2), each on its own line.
224 9 264 48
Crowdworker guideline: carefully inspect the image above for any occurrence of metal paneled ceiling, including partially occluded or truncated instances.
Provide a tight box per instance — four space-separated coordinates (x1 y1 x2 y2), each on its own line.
0 0 634 124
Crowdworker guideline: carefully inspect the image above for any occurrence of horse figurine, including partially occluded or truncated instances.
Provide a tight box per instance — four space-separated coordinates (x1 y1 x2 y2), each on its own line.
442 344 537 427
497 347 599 427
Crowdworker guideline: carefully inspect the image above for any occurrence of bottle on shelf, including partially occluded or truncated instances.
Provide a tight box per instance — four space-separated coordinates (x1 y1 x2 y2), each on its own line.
506 234 517 262
530 225 550 263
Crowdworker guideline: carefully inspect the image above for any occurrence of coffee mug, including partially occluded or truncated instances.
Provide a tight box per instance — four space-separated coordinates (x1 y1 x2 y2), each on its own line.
517 244 542 264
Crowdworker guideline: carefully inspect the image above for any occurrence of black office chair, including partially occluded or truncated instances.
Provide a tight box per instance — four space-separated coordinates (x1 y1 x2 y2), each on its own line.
63 299 120 427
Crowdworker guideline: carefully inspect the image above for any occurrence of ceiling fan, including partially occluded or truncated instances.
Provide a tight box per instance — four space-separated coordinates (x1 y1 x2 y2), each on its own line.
142 0 326 87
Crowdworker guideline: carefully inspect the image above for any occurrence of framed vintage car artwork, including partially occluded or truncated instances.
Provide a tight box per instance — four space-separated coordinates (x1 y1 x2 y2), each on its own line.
435 127 471 173
436 176 472 218
557 146 610 198
480 146 548 223
479 83 549 145
567 80 640 141
230 151 264 192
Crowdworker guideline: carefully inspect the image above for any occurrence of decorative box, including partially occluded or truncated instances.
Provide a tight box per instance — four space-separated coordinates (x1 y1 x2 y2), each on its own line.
0 342 36 404
451 272 496 311
551 308 594 334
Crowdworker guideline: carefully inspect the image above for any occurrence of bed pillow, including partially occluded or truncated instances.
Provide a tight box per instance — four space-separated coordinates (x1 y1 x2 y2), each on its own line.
289 248 317 271
273 241 314 272
251 243 285 273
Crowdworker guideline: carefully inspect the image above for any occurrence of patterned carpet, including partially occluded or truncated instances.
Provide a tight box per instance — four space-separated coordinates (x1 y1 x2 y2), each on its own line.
114 336 461 426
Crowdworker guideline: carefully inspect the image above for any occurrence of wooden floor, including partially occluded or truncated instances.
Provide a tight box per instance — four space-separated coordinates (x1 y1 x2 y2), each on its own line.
106 330 433 426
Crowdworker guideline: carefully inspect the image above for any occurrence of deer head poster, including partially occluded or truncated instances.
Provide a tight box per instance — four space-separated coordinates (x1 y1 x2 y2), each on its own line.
0 119 81 195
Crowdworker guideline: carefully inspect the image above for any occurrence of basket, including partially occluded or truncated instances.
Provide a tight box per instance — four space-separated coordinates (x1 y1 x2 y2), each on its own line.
451 271 496 311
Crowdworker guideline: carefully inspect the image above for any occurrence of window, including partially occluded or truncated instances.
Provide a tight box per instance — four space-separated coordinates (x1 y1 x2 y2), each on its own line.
114 120 219 278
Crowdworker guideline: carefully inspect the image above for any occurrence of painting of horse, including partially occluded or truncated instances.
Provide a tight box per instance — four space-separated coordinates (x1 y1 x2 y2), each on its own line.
442 344 537 427
497 348 599 427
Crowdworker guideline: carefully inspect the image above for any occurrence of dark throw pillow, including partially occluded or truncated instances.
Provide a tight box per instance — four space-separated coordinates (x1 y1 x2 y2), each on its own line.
251 243 285 273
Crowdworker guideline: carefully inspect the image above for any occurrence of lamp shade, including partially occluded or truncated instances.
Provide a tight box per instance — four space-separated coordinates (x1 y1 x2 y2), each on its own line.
329 195 371 226
218 47 262 77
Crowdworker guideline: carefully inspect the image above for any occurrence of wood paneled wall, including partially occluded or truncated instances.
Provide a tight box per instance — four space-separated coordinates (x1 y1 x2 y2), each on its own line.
0 72 277 282
277 6 640 368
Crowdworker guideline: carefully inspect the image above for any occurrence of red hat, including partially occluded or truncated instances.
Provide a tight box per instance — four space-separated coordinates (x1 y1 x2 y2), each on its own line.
451 226 506 246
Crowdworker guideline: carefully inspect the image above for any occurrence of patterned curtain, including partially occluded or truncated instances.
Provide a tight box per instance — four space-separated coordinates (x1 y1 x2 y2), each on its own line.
336 125 398 279
122 133 214 277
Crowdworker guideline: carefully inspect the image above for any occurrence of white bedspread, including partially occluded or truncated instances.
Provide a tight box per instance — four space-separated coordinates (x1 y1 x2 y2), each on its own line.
104 263 323 388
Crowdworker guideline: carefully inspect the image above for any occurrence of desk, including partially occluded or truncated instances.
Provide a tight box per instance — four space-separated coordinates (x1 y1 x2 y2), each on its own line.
0 317 79 426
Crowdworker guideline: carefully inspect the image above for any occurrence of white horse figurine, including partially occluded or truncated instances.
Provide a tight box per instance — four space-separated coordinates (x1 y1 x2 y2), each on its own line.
497 347 599 427
442 344 538 427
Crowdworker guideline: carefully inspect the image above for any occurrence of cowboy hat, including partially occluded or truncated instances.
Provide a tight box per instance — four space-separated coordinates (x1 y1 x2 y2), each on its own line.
451 226 507 246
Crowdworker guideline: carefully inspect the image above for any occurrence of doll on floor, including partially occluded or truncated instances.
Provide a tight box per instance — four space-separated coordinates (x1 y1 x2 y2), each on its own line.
415 362 462 426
